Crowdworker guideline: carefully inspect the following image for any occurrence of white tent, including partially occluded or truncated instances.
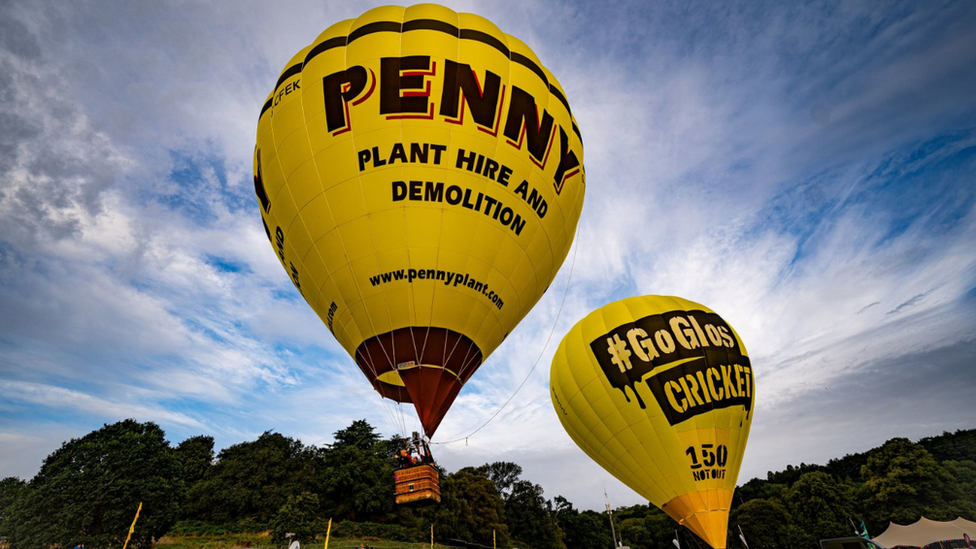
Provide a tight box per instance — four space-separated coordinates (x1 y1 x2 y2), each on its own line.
872 517 976 548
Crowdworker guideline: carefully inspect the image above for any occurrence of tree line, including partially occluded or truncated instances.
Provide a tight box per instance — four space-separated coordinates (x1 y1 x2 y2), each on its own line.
1 420 973 549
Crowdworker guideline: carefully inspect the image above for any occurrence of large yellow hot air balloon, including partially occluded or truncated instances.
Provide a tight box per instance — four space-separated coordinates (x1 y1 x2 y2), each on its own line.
254 4 585 438
550 296 754 549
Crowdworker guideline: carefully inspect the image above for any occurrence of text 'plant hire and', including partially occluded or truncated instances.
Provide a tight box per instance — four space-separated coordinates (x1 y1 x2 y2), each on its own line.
589 309 754 426
359 142 551 236
323 55 582 192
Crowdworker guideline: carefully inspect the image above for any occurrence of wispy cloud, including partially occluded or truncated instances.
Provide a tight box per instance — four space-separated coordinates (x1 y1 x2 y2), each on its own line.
1 0 974 510
0 379 205 429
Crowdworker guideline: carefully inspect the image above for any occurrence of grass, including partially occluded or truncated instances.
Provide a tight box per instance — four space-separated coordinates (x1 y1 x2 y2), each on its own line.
156 532 446 549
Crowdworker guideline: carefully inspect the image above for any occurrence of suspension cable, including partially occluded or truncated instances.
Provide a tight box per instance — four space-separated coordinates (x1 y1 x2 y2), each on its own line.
432 221 582 445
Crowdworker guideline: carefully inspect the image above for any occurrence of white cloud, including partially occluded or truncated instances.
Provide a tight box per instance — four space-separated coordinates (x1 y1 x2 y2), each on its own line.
0 380 205 430
1 0 974 513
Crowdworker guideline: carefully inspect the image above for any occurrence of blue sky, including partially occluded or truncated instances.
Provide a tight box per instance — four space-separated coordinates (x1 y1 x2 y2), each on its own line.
0 0 974 511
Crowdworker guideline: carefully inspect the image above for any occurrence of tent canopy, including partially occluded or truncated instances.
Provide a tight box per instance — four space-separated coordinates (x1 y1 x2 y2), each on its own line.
872 517 976 548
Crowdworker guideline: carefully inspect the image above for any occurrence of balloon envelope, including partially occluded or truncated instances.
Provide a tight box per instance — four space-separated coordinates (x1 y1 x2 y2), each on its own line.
550 296 755 549
255 4 585 436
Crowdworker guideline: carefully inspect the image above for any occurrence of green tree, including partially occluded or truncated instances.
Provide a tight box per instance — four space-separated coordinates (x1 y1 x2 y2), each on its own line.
552 497 613 549
919 429 976 463
824 452 871 483
175 435 214 487
0 477 27 533
734 498 799 549
2 420 183 549
619 516 653 549
481 462 523 498
941 460 976 519
186 431 318 523
647 508 685 549
734 478 789 510
270 492 321 544
859 438 962 531
426 467 509 545
334 419 382 450
607 504 667 549
943 460 976 497
319 420 396 521
785 471 854 546
505 479 564 549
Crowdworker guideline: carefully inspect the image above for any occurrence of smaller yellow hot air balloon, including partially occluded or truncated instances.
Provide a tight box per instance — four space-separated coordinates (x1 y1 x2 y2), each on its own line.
550 295 755 549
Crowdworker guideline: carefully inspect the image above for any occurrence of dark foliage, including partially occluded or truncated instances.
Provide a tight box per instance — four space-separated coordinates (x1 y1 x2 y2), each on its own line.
270 491 321 543
920 430 976 463
175 435 214 487
0 419 183 549
423 466 509 545
0 477 27 529
553 496 614 549
318 420 398 522
3 421 973 549
185 431 318 523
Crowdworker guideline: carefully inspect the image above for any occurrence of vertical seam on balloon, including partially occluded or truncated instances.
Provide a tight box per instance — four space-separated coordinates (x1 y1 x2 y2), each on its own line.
268 71 310 327
485 26 512 361
307 14 412 429
293 35 351 351
432 19 476 410
661 296 697 503
540 69 559 306
380 9 412 433
392 6 412 429
424 9 466 429
396 8 424 438
447 11 476 390
337 16 395 410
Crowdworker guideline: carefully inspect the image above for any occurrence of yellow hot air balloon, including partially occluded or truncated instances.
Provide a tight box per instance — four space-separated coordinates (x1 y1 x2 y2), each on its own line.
550 296 754 549
254 4 585 438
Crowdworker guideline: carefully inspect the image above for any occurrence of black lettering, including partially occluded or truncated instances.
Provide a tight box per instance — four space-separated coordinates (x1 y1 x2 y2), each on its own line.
410 142 429 163
424 181 444 202
499 207 513 225
552 126 581 191
589 310 752 425
526 187 545 213
498 165 512 186
511 213 525 235
380 56 431 115
253 148 271 213
482 195 498 214
456 148 477 171
371 146 386 168
323 66 368 132
392 181 407 201
439 60 502 129
462 189 476 209
503 85 555 164
446 185 462 205
357 148 371 172
484 158 499 180
408 180 423 200
390 142 408 164
431 143 447 164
